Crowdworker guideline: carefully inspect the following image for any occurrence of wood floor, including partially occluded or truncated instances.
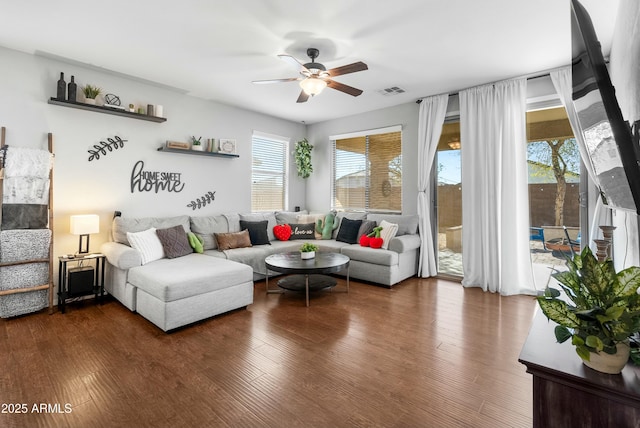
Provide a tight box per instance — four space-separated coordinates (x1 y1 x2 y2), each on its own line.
1 277 538 428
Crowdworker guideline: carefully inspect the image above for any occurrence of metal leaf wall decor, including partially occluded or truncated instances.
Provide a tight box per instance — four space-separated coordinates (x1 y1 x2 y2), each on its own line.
187 191 216 210
88 135 127 161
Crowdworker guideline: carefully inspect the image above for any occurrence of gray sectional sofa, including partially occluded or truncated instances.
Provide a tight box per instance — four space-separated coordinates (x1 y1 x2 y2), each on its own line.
100 210 420 331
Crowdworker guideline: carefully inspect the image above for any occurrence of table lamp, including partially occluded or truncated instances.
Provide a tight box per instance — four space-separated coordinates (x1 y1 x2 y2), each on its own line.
70 214 99 254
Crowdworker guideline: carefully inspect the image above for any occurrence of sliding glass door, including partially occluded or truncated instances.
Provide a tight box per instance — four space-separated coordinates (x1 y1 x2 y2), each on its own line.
527 106 582 270
435 120 462 277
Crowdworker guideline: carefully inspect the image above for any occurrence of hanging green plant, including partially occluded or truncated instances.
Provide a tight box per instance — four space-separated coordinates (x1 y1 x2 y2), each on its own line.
294 138 313 179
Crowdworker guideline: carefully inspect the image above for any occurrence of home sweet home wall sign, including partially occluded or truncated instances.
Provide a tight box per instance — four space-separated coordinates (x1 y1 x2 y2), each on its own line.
130 160 185 193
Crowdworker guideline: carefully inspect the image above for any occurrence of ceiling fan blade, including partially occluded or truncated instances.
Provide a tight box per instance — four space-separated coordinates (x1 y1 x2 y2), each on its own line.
252 77 301 84
327 61 368 77
296 90 310 103
326 79 363 97
278 54 310 74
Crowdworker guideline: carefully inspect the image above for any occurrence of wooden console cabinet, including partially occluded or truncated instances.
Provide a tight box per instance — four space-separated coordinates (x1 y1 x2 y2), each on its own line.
519 311 640 428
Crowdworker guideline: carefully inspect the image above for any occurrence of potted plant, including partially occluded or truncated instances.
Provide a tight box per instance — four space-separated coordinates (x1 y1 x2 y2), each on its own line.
191 136 203 151
82 84 102 105
299 242 318 260
536 246 640 374
294 138 313 178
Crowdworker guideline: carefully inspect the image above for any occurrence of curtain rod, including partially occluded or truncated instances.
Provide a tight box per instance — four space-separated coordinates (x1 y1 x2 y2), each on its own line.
415 67 558 104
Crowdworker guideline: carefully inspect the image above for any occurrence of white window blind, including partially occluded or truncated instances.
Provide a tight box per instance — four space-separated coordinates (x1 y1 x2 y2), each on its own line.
332 127 402 213
251 132 289 211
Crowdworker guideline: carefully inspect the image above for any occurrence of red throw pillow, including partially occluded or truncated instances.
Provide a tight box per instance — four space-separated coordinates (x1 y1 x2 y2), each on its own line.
273 224 292 241
359 235 370 247
369 237 383 249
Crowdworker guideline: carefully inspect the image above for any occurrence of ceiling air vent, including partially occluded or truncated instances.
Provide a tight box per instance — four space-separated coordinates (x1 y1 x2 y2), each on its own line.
377 86 406 96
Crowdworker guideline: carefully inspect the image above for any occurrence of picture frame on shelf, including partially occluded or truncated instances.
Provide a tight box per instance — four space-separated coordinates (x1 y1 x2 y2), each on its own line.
219 139 236 154
167 140 190 150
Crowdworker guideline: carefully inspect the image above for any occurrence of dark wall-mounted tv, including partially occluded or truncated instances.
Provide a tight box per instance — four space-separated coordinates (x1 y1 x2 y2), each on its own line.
571 0 640 214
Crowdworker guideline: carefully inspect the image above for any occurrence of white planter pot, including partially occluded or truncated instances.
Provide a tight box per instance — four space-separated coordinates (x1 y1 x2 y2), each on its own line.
583 341 630 374
300 251 315 259
84 98 97 105
192 145 203 151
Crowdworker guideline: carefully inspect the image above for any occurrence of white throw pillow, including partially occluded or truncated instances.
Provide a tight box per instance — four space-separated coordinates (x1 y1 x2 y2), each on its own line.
127 227 165 265
378 220 399 250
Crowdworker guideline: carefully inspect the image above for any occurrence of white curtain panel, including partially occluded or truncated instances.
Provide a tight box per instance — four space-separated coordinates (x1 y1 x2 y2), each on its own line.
460 79 536 295
416 94 449 277
550 66 608 248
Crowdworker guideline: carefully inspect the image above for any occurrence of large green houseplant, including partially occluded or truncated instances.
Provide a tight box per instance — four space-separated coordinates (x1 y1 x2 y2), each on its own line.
537 246 640 374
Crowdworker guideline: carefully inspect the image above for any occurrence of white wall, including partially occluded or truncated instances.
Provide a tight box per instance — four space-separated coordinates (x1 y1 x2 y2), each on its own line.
0 46 306 260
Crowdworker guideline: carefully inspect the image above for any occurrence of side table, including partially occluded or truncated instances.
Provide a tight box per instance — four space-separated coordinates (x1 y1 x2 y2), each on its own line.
58 253 106 313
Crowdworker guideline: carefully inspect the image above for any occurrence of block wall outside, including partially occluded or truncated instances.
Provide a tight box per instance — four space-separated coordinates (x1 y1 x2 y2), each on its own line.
436 183 580 232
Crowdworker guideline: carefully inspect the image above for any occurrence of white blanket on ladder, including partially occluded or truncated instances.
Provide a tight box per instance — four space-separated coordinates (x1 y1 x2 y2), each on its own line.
2 147 52 205
3 147 53 178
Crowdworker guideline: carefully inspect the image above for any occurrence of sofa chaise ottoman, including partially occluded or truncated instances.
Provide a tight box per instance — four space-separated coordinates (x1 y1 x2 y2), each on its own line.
101 215 253 332
130 253 253 332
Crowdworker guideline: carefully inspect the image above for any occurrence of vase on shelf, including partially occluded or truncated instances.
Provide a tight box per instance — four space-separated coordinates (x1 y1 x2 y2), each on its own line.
67 76 77 102
56 72 66 100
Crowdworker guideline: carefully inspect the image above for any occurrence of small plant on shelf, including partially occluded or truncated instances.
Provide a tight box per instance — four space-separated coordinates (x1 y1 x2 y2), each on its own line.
191 136 203 151
82 84 102 101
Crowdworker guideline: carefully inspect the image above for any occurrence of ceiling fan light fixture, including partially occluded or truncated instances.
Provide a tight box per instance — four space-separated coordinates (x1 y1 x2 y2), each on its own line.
299 77 327 96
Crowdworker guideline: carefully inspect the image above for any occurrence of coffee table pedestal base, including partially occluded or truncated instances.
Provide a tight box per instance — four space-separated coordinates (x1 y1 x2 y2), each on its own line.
278 274 336 291
265 253 350 307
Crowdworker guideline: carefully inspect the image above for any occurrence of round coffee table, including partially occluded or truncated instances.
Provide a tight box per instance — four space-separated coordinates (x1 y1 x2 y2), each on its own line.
265 252 350 306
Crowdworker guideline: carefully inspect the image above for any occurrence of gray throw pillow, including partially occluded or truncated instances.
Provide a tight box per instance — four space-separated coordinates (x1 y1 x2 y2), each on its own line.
156 225 192 259
357 220 377 239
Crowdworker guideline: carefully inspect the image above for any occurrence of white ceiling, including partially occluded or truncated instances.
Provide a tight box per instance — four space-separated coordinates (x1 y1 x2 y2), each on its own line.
0 0 619 124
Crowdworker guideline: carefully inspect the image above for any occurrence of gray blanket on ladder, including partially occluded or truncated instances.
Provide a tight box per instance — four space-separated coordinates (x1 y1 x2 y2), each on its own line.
0 229 51 318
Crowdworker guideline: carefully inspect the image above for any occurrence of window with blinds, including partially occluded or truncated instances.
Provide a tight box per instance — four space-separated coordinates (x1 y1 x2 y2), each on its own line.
332 127 402 213
251 132 289 211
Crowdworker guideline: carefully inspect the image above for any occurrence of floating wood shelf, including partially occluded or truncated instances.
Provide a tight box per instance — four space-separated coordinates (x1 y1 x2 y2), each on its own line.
48 98 167 123
157 147 239 158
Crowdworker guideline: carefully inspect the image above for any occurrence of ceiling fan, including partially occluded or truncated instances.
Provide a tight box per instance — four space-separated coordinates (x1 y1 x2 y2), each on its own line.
252 48 368 103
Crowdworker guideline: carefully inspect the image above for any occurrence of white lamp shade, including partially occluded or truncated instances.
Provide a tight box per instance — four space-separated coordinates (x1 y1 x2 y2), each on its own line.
70 214 100 235
299 77 327 96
